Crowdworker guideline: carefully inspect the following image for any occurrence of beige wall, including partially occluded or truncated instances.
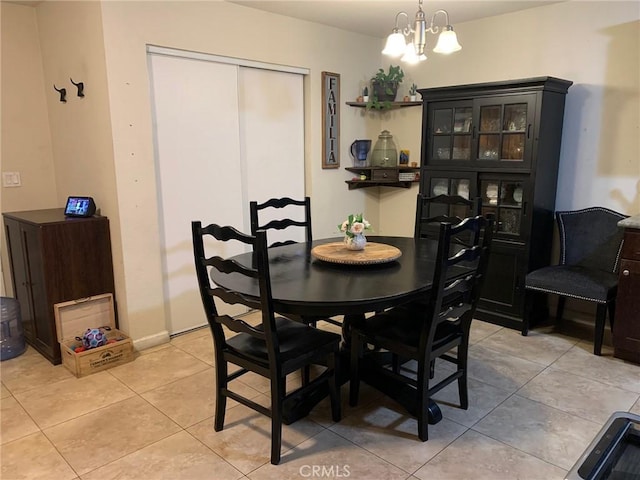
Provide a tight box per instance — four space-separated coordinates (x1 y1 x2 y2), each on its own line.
1 0 638 343
0 3 58 293
0 4 57 212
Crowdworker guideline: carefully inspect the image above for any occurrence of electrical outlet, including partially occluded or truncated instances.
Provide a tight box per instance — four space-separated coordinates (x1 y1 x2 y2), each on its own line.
2 172 21 187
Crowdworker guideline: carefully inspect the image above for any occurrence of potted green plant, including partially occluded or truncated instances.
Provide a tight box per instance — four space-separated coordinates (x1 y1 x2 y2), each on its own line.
368 65 404 110
409 83 418 101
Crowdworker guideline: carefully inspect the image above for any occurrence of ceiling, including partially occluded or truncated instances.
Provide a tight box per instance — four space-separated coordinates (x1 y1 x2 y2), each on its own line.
227 1 562 38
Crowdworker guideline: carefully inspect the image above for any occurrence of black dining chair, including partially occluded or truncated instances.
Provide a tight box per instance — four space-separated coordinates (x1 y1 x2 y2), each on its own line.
415 193 482 243
249 196 312 248
191 221 341 465
349 214 494 441
523 207 627 355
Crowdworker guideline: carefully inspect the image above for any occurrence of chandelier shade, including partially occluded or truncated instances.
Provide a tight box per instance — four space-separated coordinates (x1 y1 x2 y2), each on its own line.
433 26 462 54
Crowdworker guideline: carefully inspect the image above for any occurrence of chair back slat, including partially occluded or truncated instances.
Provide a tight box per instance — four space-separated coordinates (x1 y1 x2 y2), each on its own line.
260 218 309 232
217 313 265 338
250 196 312 247
206 256 258 278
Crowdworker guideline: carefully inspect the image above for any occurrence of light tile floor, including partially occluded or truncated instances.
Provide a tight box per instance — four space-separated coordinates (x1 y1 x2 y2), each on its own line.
2 315 639 480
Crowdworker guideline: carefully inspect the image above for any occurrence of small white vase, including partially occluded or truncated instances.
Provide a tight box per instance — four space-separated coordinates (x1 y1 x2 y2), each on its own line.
345 233 367 251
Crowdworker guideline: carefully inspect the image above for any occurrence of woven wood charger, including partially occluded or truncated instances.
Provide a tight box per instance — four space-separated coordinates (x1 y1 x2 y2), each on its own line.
311 242 402 265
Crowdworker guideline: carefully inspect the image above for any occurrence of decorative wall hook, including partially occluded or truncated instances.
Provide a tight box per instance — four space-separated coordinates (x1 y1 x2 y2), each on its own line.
53 84 67 103
70 78 84 97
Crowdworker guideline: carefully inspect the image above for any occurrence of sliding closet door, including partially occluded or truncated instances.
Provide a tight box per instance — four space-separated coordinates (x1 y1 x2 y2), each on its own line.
149 53 305 335
239 68 305 246
150 54 246 334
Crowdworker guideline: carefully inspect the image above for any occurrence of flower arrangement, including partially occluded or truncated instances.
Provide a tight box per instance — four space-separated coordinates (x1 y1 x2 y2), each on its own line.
339 213 372 239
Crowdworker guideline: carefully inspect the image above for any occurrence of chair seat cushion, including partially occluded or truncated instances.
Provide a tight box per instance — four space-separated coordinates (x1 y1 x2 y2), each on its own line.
227 317 340 365
357 305 460 352
525 265 618 303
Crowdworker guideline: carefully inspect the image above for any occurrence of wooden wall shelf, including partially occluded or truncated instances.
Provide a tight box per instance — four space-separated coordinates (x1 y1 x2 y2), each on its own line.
346 101 421 110
345 166 420 190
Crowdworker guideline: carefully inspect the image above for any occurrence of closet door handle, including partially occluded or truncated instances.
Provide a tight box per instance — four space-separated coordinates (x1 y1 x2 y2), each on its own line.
527 124 532 139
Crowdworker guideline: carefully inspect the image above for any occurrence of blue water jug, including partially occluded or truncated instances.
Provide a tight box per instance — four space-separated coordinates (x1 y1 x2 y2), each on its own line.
1 297 26 361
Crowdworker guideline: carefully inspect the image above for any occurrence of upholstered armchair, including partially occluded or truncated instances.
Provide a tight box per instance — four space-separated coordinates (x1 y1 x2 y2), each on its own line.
524 207 627 354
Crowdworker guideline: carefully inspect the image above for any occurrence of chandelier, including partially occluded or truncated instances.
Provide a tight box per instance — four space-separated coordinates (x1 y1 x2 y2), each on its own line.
382 0 462 64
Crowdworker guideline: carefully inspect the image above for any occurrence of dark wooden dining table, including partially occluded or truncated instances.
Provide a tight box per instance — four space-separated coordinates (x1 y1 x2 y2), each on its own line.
210 235 455 424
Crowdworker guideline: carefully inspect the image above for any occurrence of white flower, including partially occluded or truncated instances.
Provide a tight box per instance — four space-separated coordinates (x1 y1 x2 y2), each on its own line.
350 222 365 234
340 220 349 233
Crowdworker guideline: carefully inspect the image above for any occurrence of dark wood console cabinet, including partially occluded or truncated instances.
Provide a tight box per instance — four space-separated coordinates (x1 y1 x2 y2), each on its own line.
614 226 640 363
418 77 572 331
3 209 116 364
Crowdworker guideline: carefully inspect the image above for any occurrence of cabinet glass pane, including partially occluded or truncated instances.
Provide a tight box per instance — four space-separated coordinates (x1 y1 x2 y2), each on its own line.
481 180 500 206
452 136 471 160
433 109 452 134
451 178 470 199
503 104 527 131
501 133 525 161
433 137 451 160
431 178 450 196
499 209 521 235
479 135 500 160
500 181 524 206
453 107 472 133
480 105 501 132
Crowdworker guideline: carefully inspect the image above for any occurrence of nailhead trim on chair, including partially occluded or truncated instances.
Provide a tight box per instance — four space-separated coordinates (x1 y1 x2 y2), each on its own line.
557 207 627 270
524 284 608 304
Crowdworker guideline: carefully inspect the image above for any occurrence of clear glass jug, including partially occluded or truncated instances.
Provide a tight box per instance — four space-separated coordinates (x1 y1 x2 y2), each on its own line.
371 130 398 167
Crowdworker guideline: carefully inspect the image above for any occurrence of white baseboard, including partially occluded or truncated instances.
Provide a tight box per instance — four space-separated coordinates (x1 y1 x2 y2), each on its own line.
132 331 171 351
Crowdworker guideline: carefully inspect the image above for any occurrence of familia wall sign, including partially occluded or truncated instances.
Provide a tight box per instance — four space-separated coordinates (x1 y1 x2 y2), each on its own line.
322 71 340 169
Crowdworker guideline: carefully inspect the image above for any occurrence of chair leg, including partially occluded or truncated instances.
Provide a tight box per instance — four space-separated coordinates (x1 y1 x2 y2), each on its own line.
349 332 361 407
416 362 429 442
214 363 228 431
522 290 533 336
270 378 285 465
328 351 342 422
457 343 469 410
608 301 616 331
556 296 566 322
392 353 400 374
594 303 607 356
301 366 311 386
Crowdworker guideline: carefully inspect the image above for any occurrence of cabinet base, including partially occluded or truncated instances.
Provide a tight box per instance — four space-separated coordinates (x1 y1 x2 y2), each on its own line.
475 308 524 332
614 348 640 365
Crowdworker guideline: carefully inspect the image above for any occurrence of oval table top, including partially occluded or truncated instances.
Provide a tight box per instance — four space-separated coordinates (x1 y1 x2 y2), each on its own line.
210 236 441 317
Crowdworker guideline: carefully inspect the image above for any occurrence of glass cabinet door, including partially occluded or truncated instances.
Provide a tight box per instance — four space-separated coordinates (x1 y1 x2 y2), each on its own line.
474 95 535 167
427 101 473 164
479 175 529 241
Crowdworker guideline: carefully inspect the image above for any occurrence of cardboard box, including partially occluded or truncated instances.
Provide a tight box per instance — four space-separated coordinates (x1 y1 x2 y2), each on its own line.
54 294 133 377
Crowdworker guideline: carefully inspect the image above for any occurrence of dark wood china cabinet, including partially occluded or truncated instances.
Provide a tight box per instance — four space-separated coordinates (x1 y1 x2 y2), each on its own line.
418 77 572 331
